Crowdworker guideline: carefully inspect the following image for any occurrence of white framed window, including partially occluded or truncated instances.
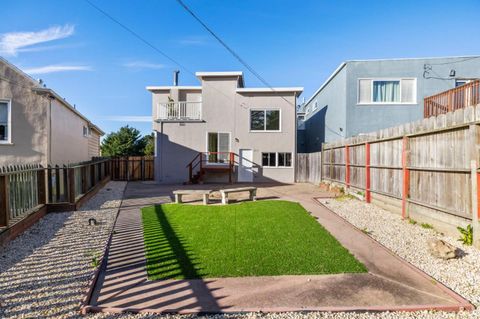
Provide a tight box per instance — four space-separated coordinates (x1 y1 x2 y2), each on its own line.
83 126 89 137
262 152 292 167
0 100 11 144
455 79 476 87
250 109 281 132
206 132 230 164
358 78 417 105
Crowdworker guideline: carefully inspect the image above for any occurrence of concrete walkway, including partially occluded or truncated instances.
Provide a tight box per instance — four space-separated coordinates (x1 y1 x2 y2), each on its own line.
87 182 472 314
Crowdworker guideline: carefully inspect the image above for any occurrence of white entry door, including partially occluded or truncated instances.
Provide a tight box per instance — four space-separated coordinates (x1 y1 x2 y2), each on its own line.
238 149 253 182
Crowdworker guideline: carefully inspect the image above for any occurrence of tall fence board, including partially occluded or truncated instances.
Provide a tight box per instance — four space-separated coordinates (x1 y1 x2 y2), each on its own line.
295 152 322 184
320 104 480 223
110 156 154 181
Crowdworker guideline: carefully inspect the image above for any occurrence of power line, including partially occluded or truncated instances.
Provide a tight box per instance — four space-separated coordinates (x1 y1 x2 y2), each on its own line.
83 0 239 105
175 0 297 107
426 56 480 66
83 0 192 73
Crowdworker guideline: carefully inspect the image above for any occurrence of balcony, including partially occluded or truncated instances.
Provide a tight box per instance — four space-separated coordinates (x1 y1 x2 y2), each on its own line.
424 80 480 118
156 101 202 121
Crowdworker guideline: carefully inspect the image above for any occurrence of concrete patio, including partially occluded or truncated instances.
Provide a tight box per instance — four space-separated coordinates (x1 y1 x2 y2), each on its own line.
85 182 473 314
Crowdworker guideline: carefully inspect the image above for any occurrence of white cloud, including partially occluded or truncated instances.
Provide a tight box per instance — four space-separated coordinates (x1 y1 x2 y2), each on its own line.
0 25 75 56
23 64 92 75
102 116 152 122
123 61 166 70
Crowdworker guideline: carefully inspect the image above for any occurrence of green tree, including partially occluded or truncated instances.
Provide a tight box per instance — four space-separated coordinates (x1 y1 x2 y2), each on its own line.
142 133 155 156
101 125 147 156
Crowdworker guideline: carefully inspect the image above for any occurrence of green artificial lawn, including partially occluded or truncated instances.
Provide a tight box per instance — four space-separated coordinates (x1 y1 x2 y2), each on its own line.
141 200 366 280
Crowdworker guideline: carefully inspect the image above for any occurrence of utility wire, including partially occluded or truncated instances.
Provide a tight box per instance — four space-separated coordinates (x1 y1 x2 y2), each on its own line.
84 0 240 105
84 0 192 74
176 0 297 107
426 56 480 66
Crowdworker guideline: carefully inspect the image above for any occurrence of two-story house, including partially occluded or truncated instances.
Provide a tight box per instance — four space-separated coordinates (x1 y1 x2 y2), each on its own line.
301 56 480 152
147 72 303 184
0 57 103 166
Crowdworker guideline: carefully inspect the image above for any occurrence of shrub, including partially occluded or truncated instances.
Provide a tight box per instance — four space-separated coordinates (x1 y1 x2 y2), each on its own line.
457 224 473 246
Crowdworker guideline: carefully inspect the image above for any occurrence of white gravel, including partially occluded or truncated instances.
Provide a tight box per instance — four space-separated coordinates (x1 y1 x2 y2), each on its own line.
2 181 479 319
0 181 126 319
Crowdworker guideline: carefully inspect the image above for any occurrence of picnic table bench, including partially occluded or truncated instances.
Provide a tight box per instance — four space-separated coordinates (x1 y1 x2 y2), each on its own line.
173 189 212 205
220 187 257 204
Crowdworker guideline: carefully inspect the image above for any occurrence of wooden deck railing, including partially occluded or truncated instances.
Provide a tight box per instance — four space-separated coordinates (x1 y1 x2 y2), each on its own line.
424 80 480 117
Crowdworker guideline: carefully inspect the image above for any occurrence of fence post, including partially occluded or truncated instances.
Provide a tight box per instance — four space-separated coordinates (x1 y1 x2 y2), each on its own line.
0 174 9 227
68 167 75 204
345 145 350 188
81 166 87 193
365 142 371 203
47 166 53 203
401 136 410 219
469 124 480 247
37 167 46 205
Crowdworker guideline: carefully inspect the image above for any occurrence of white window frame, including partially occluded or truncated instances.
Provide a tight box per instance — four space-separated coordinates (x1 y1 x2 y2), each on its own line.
261 152 293 168
357 78 417 105
0 99 12 144
83 125 89 138
205 131 231 165
249 109 281 132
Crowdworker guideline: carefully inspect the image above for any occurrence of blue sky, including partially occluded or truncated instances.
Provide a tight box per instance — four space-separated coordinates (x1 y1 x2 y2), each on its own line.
2 0 480 136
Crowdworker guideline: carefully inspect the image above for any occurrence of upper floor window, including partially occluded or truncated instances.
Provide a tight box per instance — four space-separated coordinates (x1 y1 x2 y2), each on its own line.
455 79 476 87
250 109 280 131
83 126 89 137
0 100 11 143
358 78 416 104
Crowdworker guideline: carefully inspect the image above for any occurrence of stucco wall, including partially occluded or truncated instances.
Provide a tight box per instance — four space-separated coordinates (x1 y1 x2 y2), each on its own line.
152 77 297 184
50 99 91 165
0 61 49 167
302 57 480 151
345 58 480 137
304 65 347 151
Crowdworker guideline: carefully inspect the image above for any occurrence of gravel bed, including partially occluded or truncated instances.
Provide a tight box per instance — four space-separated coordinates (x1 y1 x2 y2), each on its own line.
0 181 126 319
2 181 479 319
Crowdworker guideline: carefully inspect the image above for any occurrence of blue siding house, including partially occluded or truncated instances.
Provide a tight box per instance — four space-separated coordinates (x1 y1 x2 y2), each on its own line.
301 56 480 152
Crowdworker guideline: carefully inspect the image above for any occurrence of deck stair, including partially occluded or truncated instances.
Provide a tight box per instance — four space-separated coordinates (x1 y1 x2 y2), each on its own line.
186 152 235 184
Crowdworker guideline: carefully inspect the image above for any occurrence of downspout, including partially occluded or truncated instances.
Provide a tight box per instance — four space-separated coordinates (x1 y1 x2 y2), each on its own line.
294 92 297 183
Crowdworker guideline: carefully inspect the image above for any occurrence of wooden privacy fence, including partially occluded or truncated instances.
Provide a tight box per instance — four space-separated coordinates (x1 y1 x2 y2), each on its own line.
109 156 154 181
424 80 480 118
0 159 110 228
322 104 480 228
296 152 322 184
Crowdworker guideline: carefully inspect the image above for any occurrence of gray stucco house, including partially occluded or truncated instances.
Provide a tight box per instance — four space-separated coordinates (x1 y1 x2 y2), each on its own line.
147 72 303 184
301 56 480 152
0 57 104 167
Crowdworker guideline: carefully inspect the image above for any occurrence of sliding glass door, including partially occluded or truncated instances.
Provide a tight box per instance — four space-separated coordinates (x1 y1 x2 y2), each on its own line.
207 132 230 164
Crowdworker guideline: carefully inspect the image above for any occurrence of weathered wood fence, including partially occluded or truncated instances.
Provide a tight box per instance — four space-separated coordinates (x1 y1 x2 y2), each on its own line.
296 152 322 184
0 159 110 229
317 104 480 243
108 156 154 181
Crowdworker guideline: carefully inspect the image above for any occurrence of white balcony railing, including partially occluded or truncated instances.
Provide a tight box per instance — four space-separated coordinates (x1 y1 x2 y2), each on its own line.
156 102 202 121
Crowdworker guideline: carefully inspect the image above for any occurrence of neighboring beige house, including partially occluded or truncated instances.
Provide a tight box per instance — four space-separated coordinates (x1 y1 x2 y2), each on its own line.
147 71 303 184
0 57 104 167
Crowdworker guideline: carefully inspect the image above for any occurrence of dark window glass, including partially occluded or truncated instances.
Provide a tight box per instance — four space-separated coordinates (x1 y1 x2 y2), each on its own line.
262 153 269 166
285 153 292 167
262 152 277 167
268 152 276 166
278 153 285 166
266 110 280 130
250 111 265 130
